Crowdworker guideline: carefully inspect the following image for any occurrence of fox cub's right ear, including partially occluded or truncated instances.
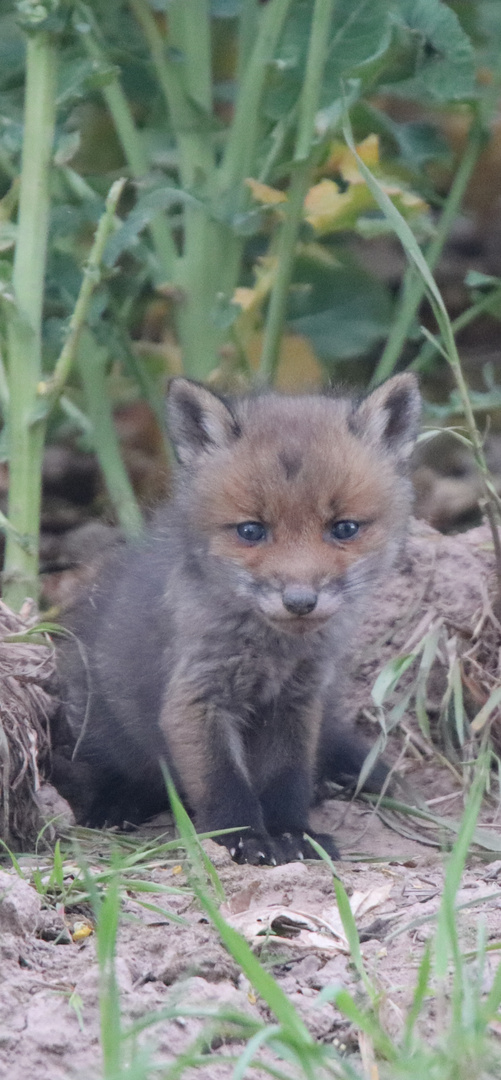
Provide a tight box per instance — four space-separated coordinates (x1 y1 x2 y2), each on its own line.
167 378 240 465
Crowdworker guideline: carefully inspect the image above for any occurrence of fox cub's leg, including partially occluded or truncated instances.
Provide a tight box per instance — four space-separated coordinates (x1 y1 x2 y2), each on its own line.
161 683 338 865
160 683 282 865
258 699 339 862
318 701 390 795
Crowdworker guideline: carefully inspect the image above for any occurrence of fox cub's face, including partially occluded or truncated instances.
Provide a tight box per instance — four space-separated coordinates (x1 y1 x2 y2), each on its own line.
167 376 420 633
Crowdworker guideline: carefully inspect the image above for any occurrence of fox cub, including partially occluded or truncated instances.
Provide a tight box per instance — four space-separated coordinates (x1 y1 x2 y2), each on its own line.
57 374 420 865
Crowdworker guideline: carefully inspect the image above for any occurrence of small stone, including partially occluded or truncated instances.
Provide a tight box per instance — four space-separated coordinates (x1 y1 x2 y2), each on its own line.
0 871 41 936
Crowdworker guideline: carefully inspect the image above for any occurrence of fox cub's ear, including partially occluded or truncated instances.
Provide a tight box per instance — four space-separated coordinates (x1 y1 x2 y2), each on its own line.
354 373 421 462
167 378 240 465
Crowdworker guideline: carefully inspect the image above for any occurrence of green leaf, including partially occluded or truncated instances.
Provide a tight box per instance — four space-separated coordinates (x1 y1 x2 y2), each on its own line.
57 57 118 107
264 0 392 119
0 13 25 90
465 270 501 291
371 653 416 707
383 0 475 103
287 254 393 363
360 102 450 171
104 185 200 266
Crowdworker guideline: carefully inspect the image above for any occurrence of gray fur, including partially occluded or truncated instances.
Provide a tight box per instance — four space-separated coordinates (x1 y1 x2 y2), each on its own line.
56 376 420 864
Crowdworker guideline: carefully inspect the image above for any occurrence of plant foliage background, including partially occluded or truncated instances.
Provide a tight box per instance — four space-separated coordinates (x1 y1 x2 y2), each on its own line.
0 0 500 607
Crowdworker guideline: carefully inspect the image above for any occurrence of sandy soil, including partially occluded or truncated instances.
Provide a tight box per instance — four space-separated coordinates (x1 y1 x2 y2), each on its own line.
1 519 501 1079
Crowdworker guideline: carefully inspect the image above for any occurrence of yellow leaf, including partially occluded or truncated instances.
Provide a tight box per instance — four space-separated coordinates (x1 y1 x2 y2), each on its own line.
233 287 256 312
322 134 379 183
245 178 287 205
304 179 376 234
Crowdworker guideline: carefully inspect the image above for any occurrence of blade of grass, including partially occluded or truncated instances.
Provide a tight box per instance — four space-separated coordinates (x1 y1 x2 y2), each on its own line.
305 834 378 1005
402 940 432 1051
435 754 488 978
165 774 319 1065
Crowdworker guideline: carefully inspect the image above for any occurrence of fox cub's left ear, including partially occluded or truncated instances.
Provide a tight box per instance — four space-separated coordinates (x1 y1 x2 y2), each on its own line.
355 373 421 462
166 378 240 465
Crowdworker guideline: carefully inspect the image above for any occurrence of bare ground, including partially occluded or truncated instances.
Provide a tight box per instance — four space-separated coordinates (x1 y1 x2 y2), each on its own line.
1 519 501 1079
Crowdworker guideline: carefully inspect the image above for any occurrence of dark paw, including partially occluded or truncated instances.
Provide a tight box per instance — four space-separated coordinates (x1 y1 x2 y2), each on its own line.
218 830 282 866
217 828 340 866
267 830 339 863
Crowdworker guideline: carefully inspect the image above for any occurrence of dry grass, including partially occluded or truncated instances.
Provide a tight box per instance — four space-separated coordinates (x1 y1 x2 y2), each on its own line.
0 599 57 849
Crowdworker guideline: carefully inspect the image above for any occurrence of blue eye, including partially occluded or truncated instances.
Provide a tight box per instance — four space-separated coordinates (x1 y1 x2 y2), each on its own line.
236 522 267 543
331 520 359 541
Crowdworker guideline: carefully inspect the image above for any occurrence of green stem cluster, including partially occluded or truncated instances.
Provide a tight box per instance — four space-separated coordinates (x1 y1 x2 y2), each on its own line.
4 31 57 611
122 0 339 381
3 30 132 608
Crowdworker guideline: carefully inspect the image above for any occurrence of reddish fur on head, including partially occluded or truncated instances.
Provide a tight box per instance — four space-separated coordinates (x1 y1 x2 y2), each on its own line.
167 376 420 629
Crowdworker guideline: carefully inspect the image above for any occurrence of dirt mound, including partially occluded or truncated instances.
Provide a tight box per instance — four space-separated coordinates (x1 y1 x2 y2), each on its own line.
1 519 500 1079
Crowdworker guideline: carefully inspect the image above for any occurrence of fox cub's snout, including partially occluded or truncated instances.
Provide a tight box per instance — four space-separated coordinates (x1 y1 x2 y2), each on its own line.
58 374 420 865
167 375 420 633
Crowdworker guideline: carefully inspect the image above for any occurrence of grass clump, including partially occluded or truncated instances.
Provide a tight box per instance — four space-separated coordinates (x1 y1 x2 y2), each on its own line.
30 760 494 1080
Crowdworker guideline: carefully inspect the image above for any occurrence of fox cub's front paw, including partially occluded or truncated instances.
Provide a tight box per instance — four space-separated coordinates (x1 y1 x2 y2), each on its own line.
218 830 281 866
217 828 339 865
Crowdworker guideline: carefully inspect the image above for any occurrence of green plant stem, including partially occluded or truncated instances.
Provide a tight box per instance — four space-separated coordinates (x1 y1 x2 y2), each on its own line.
4 31 57 610
0 344 9 413
258 0 336 384
257 160 313 384
372 108 485 386
130 0 234 376
77 329 143 538
236 0 259 85
82 27 177 280
218 0 292 204
129 0 214 189
294 0 336 161
41 177 126 410
168 0 212 114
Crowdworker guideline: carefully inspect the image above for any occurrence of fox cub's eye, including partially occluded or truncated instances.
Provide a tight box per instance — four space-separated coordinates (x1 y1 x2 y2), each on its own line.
236 521 267 543
331 520 359 541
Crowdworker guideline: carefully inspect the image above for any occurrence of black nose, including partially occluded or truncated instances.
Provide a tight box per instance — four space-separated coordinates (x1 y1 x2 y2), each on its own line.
282 586 318 616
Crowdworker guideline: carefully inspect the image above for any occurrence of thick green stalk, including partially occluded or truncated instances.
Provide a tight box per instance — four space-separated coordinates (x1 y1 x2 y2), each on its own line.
174 219 242 379
173 0 291 375
129 0 214 188
129 0 229 375
168 0 212 114
82 29 177 281
4 31 57 610
217 0 293 205
372 109 485 385
77 330 143 538
258 0 336 383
